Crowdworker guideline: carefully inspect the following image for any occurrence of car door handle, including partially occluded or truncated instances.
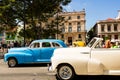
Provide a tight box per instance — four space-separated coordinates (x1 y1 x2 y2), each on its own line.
81 52 89 54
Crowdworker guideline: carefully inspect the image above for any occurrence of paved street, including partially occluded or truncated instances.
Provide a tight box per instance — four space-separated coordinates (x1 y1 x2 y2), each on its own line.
0 59 56 80
0 59 120 80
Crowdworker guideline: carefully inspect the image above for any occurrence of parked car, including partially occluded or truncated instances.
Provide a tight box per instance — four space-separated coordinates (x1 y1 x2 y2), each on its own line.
4 39 67 67
73 41 86 47
49 37 120 80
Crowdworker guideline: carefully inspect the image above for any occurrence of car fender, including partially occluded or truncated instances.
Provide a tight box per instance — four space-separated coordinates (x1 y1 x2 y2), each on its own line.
88 58 105 75
51 55 89 75
4 52 32 64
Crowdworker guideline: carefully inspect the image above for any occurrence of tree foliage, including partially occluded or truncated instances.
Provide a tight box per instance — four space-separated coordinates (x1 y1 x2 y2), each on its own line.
0 0 17 32
42 15 65 39
0 0 71 40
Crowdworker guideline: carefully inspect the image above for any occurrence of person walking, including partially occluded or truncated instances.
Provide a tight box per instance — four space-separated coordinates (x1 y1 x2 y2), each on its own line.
105 37 111 48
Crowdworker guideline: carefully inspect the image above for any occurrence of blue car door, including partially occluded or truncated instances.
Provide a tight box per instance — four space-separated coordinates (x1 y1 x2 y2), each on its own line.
40 42 55 62
30 48 41 62
27 42 41 62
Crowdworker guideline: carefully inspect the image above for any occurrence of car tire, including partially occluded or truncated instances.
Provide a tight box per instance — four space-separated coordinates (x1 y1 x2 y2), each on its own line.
56 64 75 80
8 58 18 67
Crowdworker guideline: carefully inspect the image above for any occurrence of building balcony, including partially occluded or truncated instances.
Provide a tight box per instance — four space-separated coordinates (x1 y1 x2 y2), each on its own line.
61 30 87 34
99 31 120 34
65 19 86 22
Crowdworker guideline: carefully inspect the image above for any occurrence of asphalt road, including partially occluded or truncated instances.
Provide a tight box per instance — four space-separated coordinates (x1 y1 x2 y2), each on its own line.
0 59 56 80
0 58 120 80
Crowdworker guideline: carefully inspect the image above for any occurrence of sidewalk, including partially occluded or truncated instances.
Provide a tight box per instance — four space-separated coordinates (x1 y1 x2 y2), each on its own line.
0 49 7 59
0 53 4 59
0 50 5 59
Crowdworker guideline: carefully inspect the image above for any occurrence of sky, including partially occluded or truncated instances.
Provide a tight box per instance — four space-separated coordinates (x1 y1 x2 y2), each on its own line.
63 0 120 31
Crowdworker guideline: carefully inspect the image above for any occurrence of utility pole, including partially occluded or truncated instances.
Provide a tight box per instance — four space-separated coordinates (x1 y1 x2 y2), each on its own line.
56 12 58 39
23 1 26 46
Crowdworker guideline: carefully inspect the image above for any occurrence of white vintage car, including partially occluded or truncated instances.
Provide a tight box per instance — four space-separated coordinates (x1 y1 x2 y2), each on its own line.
49 37 120 80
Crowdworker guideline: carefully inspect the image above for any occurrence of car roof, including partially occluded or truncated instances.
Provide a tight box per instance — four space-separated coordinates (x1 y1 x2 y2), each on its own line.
33 39 63 42
32 39 67 47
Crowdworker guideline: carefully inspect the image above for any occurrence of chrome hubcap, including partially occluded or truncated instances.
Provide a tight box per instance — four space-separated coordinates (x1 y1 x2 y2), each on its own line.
59 66 72 79
9 59 16 67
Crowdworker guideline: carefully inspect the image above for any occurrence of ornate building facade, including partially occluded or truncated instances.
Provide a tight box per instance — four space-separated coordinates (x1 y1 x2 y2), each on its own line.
88 11 120 41
58 10 86 45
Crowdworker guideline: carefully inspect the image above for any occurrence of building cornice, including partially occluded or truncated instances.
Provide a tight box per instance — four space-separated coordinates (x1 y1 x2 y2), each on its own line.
97 19 120 23
59 11 85 16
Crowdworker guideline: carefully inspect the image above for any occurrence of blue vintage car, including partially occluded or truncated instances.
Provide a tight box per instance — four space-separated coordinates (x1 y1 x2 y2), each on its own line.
4 39 67 67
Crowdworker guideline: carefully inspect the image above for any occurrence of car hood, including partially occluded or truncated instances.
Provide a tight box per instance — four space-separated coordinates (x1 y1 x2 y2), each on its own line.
8 47 29 53
53 46 91 55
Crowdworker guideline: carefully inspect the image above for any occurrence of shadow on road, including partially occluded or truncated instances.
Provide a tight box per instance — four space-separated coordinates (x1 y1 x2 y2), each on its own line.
55 75 120 80
73 75 120 80
16 63 48 67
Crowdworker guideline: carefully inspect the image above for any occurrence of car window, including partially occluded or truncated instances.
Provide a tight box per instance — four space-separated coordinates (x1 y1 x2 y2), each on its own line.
29 42 40 48
42 42 51 47
34 43 40 48
52 42 61 48
95 40 103 48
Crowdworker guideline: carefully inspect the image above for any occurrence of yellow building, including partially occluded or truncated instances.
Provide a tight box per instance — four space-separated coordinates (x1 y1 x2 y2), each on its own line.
57 10 87 45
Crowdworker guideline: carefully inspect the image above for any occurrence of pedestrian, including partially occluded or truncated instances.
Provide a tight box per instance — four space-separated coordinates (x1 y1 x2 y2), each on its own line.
10 41 14 48
1 41 7 53
110 40 119 48
7 41 10 49
14 41 19 47
105 37 111 48
0 42 2 52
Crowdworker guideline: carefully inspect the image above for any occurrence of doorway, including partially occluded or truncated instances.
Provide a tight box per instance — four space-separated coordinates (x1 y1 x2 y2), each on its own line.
68 37 72 45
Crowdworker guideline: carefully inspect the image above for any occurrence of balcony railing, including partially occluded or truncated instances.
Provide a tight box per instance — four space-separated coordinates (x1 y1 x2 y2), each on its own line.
61 30 87 33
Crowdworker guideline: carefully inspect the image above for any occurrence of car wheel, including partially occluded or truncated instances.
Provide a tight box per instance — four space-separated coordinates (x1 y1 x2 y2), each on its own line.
8 58 18 67
56 64 75 80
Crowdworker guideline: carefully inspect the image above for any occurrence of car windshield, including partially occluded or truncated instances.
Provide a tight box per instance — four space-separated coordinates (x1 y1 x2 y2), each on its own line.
87 38 97 48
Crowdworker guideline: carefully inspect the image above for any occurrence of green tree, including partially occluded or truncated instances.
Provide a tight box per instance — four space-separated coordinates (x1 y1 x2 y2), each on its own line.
26 0 71 39
0 0 17 32
42 15 65 39
19 25 36 40
0 0 71 40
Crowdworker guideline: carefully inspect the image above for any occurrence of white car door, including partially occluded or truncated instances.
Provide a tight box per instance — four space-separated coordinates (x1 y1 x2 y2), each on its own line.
91 47 120 70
